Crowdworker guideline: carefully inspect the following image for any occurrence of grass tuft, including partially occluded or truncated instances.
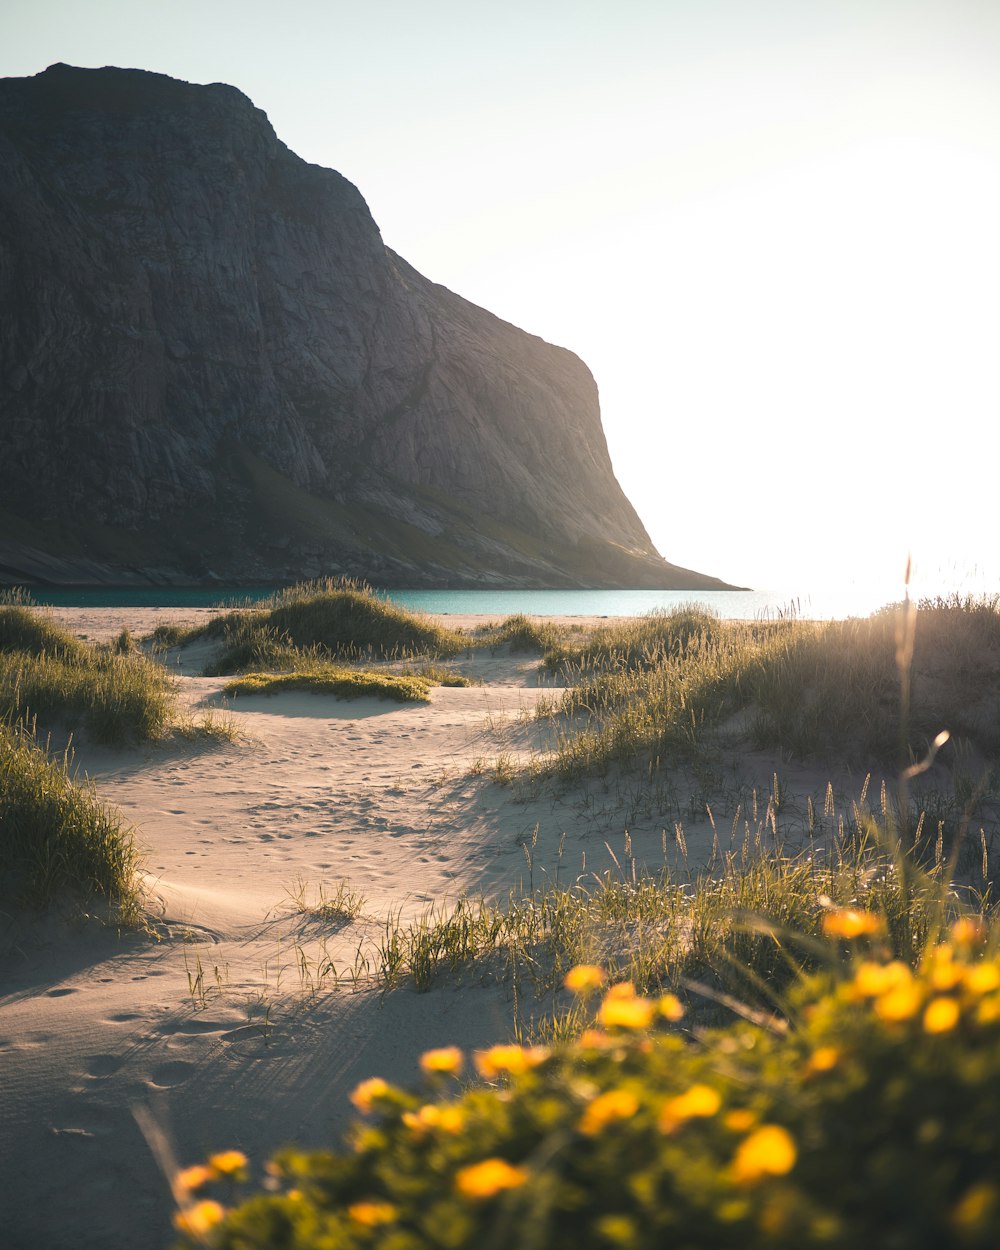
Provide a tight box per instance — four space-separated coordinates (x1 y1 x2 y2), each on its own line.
0 720 143 920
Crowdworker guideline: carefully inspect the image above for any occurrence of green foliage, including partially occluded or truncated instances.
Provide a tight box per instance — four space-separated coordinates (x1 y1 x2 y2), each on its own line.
222 667 433 702
0 721 142 918
176 925 1000 1249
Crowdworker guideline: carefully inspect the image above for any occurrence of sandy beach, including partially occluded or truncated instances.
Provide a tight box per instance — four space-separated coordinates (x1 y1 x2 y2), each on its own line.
1 606 857 1249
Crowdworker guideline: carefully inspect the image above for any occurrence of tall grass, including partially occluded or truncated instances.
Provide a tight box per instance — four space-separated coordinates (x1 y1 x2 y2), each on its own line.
539 600 1000 777
0 721 142 920
0 649 175 744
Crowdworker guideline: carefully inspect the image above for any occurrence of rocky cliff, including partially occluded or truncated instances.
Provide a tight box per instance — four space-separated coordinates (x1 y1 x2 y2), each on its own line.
0 63 734 590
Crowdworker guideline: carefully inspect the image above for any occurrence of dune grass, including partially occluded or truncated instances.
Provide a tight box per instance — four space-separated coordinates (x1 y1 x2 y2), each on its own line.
536 598 1000 780
0 721 142 920
179 579 469 675
222 667 434 702
0 597 175 744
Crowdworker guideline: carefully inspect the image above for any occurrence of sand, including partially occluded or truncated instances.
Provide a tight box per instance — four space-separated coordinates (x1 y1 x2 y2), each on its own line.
0 607 845 1249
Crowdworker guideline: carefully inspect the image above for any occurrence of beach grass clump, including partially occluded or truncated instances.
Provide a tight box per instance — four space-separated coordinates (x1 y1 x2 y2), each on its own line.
543 604 723 673
0 600 91 663
0 720 142 919
484 614 565 654
176 919 1000 1250
201 580 467 674
221 666 433 702
0 647 175 745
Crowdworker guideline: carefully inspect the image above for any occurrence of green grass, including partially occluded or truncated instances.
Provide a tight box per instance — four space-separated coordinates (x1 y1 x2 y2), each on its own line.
222 666 433 702
0 721 142 920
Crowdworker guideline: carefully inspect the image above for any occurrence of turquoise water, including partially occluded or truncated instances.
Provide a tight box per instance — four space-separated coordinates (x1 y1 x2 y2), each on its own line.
15 584 903 620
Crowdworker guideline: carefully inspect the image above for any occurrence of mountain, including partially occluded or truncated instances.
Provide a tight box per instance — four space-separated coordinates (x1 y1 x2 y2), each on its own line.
0 63 736 590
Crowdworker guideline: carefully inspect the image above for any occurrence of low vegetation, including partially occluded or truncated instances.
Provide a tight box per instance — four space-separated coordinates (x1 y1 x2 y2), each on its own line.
535 598 1000 783
0 720 142 920
175 914 1000 1249
222 667 434 703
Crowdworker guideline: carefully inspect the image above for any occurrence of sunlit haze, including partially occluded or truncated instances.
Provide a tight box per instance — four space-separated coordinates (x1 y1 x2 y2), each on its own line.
5 0 999 602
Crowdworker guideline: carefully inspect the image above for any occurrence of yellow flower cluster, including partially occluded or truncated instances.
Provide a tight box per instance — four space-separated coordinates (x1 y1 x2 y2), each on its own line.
173 1199 225 1237
474 1043 549 1080
563 964 607 993
598 983 654 1030
455 1157 529 1200
420 1046 465 1075
578 1088 640 1136
848 942 1000 1032
731 1125 798 1185
349 1076 395 1113
402 1103 465 1137
822 908 886 939
658 1083 721 1134
176 1150 248 1194
347 1200 398 1226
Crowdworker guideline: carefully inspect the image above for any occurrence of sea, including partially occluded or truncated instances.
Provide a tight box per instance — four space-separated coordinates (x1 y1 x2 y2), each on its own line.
12 584 925 620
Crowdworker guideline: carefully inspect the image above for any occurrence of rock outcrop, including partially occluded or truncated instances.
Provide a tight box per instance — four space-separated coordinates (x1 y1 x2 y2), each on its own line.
0 63 734 589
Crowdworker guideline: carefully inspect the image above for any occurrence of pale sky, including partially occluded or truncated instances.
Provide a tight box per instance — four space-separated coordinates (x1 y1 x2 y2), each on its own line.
4 0 999 596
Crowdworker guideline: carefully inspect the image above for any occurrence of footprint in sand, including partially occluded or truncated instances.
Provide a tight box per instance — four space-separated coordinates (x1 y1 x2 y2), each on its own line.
149 1059 195 1087
83 1054 125 1078
45 987 79 997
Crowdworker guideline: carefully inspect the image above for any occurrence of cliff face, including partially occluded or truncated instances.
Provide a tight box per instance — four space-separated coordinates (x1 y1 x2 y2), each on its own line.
0 63 733 589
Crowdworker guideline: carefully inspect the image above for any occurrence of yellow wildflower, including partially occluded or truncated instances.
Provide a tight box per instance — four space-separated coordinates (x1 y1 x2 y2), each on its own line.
474 1043 548 1079
805 1046 840 1075
176 1164 213 1193
724 1109 758 1133
950 917 987 948
402 1103 465 1135
348 1201 398 1226
349 1076 393 1113
173 1200 225 1237
419 1046 464 1076
657 993 685 1022
822 909 885 939
926 946 964 992
659 1083 720 1133
951 1182 999 1232
563 964 607 994
924 996 961 1034
731 1125 798 1185
874 982 923 1023
455 1158 528 1200
977 994 1000 1025
578 1028 612 1049
207 1150 247 1177
964 962 1000 996
599 988 654 1031
578 1088 640 1136
854 960 912 998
